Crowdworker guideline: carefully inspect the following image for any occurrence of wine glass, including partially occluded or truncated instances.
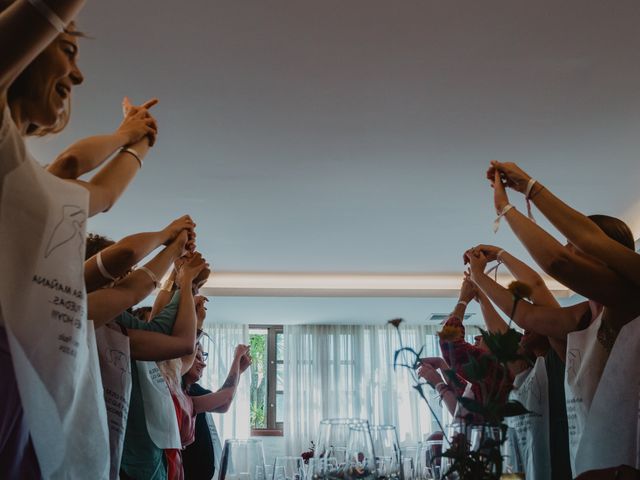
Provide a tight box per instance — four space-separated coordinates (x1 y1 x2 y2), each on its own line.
370 425 401 479
416 440 442 480
273 456 305 480
440 423 468 480
316 418 367 466
345 421 377 479
400 444 419 480
219 439 266 480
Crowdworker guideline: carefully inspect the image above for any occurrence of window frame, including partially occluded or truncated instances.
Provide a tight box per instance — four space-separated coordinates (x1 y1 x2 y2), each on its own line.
249 325 284 436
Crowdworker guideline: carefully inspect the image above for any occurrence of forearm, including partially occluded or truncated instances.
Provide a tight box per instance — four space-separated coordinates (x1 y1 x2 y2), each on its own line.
47 131 130 179
171 277 197 348
151 271 176 319
532 184 606 250
473 272 575 339
127 329 194 361
84 230 170 292
193 361 241 414
473 273 520 324
478 293 508 333
499 251 559 307
503 207 569 275
451 300 467 321
533 185 640 287
437 384 458 417
0 0 85 94
116 230 168 262
69 137 151 216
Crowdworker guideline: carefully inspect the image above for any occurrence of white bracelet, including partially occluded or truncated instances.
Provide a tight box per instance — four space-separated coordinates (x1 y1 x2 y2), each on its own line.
457 300 468 307
525 178 537 199
497 249 505 262
493 204 514 233
96 251 116 281
524 179 538 223
25 0 66 32
137 266 158 287
121 147 143 168
435 382 450 394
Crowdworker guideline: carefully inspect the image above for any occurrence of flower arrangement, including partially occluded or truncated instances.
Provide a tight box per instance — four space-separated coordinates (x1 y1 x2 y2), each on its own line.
390 318 529 479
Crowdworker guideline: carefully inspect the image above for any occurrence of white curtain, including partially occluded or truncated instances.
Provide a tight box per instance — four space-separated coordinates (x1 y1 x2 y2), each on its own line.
283 324 448 455
200 324 251 443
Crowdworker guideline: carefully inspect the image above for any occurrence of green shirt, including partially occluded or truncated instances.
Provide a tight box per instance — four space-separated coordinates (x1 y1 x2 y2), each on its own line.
119 291 181 480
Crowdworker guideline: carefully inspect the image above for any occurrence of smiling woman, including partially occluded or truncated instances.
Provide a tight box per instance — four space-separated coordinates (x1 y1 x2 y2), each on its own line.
7 24 84 136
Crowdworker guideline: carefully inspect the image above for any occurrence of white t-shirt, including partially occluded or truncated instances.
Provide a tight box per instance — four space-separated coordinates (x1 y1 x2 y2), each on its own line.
0 106 110 479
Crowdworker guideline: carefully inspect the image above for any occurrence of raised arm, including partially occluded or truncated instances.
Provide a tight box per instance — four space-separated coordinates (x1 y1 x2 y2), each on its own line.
489 161 640 289
47 98 158 179
467 249 586 340
84 215 195 292
417 361 458 416
0 0 85 110
87 231 189 328
490 170 637 309
127 253 208 361
476 287 509 334
191 345 252 414
471 244 559 308
66 98 158 216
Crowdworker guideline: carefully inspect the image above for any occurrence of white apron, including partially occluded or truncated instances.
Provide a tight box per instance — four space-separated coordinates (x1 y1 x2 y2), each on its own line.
0 156 109 479
136 360 182 449
96 324 132 480
506 357 550 480
565 310 608 475
573 315 640 475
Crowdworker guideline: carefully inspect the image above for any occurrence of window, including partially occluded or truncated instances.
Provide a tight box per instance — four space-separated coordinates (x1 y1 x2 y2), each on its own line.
249 325 284 436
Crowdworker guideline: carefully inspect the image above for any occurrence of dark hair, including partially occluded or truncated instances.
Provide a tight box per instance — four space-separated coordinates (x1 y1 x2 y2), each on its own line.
85 233 115 260
132 306 152 322
588 215 635 251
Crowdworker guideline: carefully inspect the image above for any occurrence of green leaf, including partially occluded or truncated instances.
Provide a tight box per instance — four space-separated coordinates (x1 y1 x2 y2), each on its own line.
462 355 488 381
458 396 486 415
479 327 524 363
501 400 531 417
393 347 419 370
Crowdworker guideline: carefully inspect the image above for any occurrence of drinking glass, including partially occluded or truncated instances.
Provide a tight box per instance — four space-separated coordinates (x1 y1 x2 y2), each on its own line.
401 456 414 480
273 465 286 480
306 457 338 479
273 456 305 480
345 421 377 479
470 425 503 476
316 418 367 465
416 440 442 480
219 439 266 480
265 465 274 480
502 427 525 475
400 444 419 480
369 425 401 479
440 423 467 480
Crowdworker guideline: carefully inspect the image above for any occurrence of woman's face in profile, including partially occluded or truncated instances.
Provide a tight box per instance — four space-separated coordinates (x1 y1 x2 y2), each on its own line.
12 28 84 131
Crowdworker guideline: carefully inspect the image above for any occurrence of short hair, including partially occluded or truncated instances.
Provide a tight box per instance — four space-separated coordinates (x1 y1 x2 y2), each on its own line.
132 306 152 322
85 233 114 260
588 215 635 251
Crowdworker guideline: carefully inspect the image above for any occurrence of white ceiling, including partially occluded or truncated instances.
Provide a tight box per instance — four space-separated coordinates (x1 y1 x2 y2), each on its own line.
28 0 640 323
